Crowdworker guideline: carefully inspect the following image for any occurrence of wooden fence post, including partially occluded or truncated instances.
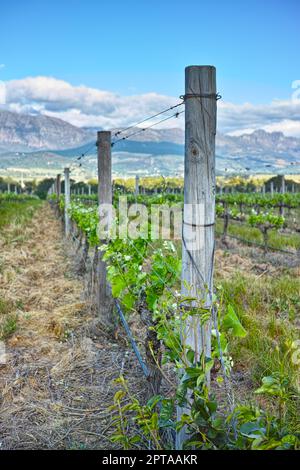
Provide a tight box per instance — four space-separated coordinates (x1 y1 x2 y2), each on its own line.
88 184 91 196
177 65 217 449
7 183 10 193
64 168 71 237
96 131 113 325
270 181 274 195
56 174 61 198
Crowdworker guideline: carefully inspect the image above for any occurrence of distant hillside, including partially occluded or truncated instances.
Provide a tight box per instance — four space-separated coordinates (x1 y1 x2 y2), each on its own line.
0 110 92 151
0 110 300 176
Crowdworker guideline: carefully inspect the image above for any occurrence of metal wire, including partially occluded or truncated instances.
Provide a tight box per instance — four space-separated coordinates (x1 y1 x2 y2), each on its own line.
115 299 150 378
216 230 297 255
111 110 185 147
113 101 184 139
76 141 97 161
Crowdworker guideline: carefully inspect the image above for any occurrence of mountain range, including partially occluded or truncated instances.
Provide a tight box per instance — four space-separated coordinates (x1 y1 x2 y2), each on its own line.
0 109 299 177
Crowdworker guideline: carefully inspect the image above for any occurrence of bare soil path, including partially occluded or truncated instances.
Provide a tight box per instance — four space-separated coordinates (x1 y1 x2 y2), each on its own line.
0 203 145 449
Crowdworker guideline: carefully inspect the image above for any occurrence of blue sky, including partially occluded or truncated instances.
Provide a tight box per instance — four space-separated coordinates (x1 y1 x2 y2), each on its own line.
1 0 300 135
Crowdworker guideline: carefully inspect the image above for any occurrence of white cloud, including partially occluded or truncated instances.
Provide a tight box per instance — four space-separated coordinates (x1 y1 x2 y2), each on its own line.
218 99 300 137
2 75 300 137
4 76 180 130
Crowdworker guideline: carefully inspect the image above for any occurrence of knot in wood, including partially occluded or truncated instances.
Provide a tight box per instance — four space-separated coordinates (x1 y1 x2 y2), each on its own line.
189 142 201 163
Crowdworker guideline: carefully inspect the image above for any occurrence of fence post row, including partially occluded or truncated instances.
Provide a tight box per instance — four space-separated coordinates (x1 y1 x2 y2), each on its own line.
96 130 113 326
64 167 71 237
177 65 217 449
55 174 61 198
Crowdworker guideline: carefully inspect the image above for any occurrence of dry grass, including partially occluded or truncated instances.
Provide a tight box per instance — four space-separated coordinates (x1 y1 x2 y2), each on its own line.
0 204 147 450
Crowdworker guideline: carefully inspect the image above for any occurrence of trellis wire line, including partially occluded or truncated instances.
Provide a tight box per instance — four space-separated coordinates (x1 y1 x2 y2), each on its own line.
76 141 97 161
111 110 185 147
215 230 297 255
114 299 149 378
113 101 184 139
68 141 97 173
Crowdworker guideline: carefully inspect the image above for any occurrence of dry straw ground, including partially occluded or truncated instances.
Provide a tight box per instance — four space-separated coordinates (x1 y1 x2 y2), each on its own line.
0 204 146 449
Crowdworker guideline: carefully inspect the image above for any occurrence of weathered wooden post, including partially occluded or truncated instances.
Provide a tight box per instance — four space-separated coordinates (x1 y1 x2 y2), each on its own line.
56 174 61 198
64 168 71 237
88 184 92 196
177 66 217 449
270 181 274 195
96 131 113 325
7 183 10 193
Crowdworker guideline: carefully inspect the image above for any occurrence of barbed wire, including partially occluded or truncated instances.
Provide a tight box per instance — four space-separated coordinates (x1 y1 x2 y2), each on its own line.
113 101 184 139
111 110 185 147
76 141 97 161
69 141 97 173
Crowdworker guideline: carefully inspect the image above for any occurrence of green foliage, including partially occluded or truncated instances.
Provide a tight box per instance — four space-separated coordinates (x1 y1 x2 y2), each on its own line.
248 213 285 229
0 313 18 340
222 304 247 338
35 178 55 199
0 197 41 230
217 192 300 210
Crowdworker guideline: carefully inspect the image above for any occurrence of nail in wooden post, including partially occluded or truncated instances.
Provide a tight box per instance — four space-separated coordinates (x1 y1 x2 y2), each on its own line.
97 131 113 325
64 168 71 237
177 65 217 449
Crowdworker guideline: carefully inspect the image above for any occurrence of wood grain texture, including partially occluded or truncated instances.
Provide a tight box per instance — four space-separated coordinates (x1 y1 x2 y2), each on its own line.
56 174 61 198
181 65 216 356
96 131 113 324
177 66 217 449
